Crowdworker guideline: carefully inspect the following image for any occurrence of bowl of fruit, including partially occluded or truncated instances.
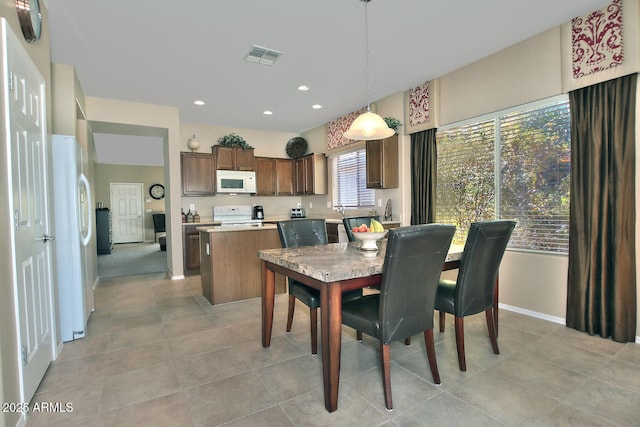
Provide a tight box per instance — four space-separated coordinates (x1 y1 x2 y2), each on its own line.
351 219 387 251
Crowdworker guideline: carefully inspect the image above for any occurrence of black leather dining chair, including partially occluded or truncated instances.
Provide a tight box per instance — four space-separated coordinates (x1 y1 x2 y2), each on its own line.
342 216 380 242
341 224 455 410
436 220 516 371
152 213 166 242
276 219 363 355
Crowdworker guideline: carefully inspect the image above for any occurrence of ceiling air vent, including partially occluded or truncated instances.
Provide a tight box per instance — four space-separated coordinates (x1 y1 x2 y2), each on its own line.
245 45 282 66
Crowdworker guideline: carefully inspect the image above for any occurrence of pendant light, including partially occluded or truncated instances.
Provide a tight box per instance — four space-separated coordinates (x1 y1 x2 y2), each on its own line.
343 0 394 141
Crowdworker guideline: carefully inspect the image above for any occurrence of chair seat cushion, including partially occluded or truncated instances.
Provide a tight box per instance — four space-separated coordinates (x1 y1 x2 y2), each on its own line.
341 295 381 339
435 279 457 314
289 281 363 310
289 281 320 308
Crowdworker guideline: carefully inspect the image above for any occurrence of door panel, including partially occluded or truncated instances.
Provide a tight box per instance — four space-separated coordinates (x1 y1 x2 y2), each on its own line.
5 21 55 403
111 183 144 243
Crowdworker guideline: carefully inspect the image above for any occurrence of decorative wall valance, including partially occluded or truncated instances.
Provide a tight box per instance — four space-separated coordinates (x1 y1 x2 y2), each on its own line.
326 107 366 152
404 79 439 134
562 0 639 91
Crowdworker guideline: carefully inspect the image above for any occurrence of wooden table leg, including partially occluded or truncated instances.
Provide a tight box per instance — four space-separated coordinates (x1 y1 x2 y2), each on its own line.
320 282 343 412
261 260 275 347
494 276 499 337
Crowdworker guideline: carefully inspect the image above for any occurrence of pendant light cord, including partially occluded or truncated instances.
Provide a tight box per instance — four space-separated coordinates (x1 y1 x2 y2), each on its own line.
363 0 371 112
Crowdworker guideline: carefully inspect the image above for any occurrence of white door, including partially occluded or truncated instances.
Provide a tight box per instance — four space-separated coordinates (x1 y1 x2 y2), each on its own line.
111 183 144 243
4 21 55 402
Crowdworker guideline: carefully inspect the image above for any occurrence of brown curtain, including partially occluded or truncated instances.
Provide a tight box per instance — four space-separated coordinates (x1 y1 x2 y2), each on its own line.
410 128 437 225
567 73 637 342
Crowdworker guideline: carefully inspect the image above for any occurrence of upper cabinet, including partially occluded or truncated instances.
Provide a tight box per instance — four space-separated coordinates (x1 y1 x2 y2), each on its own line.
295 153 327 195
255 157 295 196
212 145 255 171
366 134 398 189
181 152 216 196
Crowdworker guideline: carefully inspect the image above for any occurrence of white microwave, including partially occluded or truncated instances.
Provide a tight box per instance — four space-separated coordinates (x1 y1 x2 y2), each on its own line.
216 170 256 194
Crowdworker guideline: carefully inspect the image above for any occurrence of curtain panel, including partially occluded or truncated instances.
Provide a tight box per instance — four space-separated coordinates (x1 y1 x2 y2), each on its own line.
410 129 437 225
566 73 637 342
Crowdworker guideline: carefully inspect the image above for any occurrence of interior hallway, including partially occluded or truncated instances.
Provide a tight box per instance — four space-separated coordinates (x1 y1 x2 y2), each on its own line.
27 273 640 426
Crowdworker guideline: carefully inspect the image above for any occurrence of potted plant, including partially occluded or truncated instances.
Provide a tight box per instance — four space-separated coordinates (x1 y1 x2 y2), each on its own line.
216 133 253 149
383 117 402 134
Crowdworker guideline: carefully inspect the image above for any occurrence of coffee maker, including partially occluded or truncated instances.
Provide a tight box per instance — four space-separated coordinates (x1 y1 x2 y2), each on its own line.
253 205 264 220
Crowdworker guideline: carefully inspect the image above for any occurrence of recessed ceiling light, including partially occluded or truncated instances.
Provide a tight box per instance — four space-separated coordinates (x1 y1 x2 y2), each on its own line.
193 100 205 106
263 110 273 115
298 85 310 91
312 104 322 109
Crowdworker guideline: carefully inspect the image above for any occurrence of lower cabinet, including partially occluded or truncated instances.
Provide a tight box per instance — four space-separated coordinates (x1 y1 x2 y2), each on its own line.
327 222 340 243
183 225 202 275
200 228 286 304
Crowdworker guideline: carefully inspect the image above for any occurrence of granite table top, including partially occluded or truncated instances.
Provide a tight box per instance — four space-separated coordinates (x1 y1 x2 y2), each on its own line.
258 241 464 283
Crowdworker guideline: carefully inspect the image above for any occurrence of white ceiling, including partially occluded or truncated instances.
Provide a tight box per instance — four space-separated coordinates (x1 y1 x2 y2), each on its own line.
48 1 608 138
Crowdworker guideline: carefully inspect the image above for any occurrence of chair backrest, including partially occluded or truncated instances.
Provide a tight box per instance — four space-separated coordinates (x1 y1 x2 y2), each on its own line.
455 220 516 317
378 224 455 343
152 214 166 232
343 216 381 242
277 219 328 248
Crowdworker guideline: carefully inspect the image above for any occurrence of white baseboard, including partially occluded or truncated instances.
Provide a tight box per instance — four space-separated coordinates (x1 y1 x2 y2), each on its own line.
499 303 640 343
499 303 565 325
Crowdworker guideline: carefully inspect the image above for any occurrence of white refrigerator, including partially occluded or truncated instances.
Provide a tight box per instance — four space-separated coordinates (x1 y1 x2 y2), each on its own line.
51 135 94 342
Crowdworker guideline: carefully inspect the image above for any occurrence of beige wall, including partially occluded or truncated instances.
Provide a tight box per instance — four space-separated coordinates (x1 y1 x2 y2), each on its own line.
439 28 563 125
94 163 166 242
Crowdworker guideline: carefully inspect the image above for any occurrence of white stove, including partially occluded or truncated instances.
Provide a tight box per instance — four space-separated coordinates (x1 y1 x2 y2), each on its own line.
213 205 263 227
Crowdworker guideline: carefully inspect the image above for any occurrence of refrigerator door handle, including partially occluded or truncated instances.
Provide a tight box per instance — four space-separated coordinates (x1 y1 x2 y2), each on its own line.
36 234 55 242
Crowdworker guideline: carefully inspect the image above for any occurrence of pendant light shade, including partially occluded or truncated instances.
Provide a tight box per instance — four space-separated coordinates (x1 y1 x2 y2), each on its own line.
343 0 393 141
343 110 394 140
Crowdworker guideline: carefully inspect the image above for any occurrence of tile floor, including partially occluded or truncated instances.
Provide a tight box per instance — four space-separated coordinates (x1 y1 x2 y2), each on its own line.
27 273 640 427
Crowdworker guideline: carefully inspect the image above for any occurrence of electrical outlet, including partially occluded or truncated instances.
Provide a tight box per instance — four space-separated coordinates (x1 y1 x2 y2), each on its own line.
309 202 313 209
378 199 382 207
326 201 331 208
189 203 195 211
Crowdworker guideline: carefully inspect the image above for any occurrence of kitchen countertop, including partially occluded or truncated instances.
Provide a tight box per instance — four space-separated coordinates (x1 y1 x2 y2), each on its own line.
183 217 400 230
197 224 278 233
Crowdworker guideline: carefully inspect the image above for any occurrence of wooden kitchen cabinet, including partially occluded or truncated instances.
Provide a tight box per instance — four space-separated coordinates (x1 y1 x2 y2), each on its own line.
366 134 398 189
181 152 216 196
326 222 340 243
255 157 276 195
295 153 327 195
212 145 255 171
256 157 294 196
276 158 295 195
183 224 201 275
255 157 295 196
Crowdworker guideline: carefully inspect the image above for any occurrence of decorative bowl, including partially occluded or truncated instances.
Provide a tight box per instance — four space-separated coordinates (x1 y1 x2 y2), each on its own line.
352 231 387 251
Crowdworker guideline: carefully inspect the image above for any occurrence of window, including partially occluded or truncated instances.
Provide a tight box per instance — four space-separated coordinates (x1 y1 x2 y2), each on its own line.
436 96 571 253
331 148 375 209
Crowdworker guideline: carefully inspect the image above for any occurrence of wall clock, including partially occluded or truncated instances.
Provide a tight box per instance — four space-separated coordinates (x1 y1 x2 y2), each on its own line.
16 0 42 43
149 184 165 200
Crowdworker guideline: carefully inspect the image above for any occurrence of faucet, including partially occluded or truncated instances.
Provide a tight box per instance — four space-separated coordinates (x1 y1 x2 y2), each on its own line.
335 204 345 218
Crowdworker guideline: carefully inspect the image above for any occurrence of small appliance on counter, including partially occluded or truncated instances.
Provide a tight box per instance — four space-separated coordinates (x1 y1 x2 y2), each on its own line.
290 207 305 218
253 205 264 220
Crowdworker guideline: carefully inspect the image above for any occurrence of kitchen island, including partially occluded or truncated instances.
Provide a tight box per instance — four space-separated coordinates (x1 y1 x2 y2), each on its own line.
199 225 286 305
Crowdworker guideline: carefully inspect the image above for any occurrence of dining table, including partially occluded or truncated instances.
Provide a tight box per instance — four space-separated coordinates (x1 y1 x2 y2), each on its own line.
258 238 466 412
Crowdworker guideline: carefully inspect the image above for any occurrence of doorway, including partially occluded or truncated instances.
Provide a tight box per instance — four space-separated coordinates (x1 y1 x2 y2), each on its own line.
110 182 144 243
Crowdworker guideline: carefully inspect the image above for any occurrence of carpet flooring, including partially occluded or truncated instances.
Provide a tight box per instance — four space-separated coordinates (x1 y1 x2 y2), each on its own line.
97 242 168 279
